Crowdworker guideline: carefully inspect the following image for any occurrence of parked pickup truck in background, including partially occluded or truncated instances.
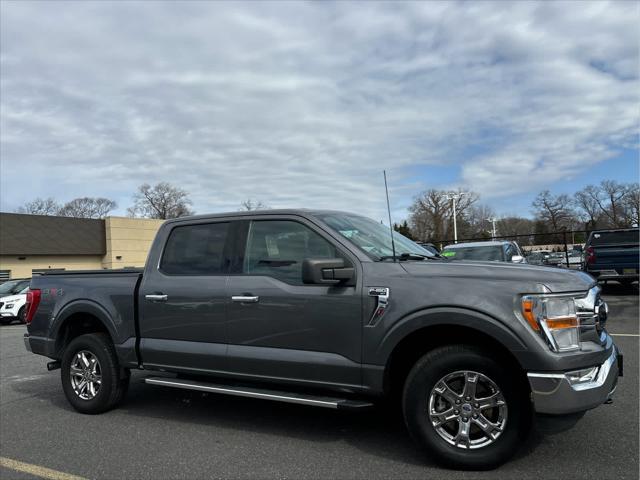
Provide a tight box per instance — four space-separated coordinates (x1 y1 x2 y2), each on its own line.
584 228 639 287
23 210 622 469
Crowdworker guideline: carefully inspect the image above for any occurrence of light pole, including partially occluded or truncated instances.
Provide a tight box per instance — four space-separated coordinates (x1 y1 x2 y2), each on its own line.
445 192 466 243
486 217 497 240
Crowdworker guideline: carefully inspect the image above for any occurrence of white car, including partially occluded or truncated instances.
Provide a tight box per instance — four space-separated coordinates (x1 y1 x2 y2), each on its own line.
0 286 29 325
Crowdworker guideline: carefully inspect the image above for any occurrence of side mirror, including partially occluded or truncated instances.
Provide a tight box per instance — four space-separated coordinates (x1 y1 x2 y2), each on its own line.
302 258 354 285
511 255 525 263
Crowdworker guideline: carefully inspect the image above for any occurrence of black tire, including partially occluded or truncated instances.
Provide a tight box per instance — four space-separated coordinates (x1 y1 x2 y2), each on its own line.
17 307 26 324
402 345 531 470
0 318 12 325
618 279 635 289
60 333 129 414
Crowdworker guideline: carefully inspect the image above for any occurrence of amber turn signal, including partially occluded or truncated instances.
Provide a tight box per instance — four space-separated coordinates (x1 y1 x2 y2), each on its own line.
521 299 539 331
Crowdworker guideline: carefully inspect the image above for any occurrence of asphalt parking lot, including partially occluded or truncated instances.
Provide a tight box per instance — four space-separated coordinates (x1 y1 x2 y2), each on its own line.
1 283 638 480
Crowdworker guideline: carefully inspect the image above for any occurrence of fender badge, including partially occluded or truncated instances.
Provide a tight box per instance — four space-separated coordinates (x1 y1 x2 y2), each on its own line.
367 287 390 326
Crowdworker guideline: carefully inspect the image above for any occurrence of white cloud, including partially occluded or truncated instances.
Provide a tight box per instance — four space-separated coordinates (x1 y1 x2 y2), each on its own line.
0 0 638 221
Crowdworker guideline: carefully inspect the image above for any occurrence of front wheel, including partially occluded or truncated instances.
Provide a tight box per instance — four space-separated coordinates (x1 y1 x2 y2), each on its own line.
402 345 531 470
18 307 26 324
60 333 129 414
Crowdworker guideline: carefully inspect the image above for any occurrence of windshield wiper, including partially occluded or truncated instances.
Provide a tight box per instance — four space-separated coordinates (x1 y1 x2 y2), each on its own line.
378 253 441 261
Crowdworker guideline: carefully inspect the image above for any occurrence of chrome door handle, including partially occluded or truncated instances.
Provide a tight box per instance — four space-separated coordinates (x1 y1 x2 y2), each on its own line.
145 294 168 302
231 296 259 303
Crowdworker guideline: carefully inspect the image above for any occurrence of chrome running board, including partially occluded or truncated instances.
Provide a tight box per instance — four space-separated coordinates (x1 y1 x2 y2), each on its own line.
144 376 374 410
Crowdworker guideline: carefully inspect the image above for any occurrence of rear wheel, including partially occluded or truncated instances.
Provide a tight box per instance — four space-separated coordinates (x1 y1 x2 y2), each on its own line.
402 345 531 469
61 333 129 414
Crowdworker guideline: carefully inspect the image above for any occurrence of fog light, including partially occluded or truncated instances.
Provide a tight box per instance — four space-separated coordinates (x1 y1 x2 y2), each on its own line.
566 366 599 385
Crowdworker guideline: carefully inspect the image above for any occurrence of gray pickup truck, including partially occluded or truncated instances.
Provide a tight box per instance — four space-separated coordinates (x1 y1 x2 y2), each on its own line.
23 210 621 469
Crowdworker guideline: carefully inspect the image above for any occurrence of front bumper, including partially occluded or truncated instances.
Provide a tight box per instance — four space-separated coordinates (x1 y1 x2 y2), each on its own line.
527 346 621 415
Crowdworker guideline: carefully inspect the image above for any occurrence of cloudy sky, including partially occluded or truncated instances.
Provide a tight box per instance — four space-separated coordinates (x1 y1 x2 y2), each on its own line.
1 1 638 222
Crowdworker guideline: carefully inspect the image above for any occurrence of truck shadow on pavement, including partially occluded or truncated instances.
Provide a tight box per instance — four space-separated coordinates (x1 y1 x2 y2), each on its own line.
599 281 639 296
11 371 544 470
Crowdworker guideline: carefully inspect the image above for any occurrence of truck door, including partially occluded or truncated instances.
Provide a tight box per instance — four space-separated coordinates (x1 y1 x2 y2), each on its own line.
139 220 231 373
225 217 362 389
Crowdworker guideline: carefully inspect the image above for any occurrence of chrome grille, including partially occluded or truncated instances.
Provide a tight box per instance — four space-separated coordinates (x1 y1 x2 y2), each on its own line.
575 286 608 345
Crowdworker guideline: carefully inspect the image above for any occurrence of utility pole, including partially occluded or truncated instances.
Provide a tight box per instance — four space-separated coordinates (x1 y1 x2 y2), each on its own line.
486 217 497 240
445 192 466 243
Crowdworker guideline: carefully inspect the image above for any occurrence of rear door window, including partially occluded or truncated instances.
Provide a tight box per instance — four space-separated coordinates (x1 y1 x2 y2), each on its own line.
161 223 229 275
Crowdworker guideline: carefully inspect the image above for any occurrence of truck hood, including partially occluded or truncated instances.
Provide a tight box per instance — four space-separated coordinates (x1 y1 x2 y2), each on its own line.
401 260 596 293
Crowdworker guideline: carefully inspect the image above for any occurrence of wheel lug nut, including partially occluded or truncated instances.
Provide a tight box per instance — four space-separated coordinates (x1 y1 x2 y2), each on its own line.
454 410 459 415
473 414 478 419
462 417 469 422
474 403 479 408
465 396 471 401
455 399 461 404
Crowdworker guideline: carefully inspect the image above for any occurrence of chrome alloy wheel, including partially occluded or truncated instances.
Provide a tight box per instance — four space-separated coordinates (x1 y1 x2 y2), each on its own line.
70 350 102 400
428 370 507 449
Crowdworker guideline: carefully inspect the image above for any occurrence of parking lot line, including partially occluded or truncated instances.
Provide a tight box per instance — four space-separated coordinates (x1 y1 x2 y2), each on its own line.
0 457 87 480
611 333 639 337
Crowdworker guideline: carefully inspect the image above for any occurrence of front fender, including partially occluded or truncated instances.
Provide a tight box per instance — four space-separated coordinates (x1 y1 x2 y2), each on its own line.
374 307 532 367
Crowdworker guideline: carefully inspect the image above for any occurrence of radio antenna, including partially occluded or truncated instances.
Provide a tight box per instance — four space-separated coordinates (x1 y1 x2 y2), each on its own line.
383 170 397 262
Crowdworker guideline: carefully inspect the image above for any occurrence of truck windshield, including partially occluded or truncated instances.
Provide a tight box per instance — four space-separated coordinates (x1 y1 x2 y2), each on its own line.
315 213 435 260
443 245 504 261
0 280 28 295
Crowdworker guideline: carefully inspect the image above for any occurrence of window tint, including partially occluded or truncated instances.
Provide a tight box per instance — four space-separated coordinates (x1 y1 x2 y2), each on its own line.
589 230 639 246
161 223 229 275
443 245 504 261
505 245 515 260
0 279 29 294
244 220 338 284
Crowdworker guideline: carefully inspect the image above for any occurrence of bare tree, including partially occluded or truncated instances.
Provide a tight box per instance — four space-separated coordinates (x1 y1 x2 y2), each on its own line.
58 197 117 219
497 217 536 238
128 182 193 219
621 183 639 227
532 190 574 231
239 199 268 211
409 189 477 242
466 204 496 237
599 180 630 227
16 197 61 216
574 185 602 229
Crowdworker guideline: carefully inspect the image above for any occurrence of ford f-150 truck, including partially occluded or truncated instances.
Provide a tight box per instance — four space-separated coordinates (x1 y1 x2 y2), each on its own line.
23 210 622 469
584 228 639 287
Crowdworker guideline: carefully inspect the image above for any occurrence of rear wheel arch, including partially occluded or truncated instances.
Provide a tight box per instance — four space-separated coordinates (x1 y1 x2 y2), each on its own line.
53 305 116 357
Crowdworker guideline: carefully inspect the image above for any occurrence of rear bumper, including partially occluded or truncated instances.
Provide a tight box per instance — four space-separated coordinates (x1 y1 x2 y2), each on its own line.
23 334 57 358
527 346 621 415
587 269 639 281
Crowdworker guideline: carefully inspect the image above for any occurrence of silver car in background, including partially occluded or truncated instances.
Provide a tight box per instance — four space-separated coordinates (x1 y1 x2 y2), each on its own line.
442 240 527 263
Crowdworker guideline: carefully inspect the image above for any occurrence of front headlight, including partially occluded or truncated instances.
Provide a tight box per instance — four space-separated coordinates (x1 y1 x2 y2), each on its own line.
4 304 14 309
521 294 580 352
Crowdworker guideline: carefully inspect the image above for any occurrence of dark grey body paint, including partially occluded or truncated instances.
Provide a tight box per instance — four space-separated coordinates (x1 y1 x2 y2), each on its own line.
25 209 616 398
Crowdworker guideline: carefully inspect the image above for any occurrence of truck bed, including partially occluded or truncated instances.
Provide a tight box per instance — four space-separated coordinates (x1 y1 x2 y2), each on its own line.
27 269 143 365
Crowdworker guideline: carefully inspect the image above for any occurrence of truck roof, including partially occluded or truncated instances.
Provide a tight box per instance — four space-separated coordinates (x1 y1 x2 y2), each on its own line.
163 209 359 224
444 240 514 249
